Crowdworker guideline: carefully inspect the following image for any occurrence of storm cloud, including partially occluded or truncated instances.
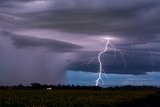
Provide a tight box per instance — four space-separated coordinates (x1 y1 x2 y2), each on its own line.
0 0 160 85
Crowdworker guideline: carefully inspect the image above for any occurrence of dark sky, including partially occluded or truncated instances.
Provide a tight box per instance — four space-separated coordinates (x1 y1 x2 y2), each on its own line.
0 0 160 85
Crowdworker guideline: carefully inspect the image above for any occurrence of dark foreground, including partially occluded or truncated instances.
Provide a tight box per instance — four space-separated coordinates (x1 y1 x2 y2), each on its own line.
0 88 160 107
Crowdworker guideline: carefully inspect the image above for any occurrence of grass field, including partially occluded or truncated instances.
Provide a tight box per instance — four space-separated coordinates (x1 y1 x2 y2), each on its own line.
0 89 160 107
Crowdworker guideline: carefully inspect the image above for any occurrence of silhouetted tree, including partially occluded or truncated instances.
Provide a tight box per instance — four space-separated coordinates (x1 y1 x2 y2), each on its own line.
31 83 42 89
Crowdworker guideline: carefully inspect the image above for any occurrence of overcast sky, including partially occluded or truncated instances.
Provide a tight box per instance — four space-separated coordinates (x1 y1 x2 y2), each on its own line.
0 0 160 85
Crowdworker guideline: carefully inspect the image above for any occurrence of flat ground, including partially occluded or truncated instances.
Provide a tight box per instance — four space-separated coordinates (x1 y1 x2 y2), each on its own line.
0 89 160 107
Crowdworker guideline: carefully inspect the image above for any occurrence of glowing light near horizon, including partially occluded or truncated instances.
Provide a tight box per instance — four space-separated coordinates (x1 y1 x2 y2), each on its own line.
104 37 114 40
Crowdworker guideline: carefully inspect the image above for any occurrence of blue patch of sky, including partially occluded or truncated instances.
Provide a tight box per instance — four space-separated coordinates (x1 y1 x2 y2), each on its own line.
65 71 160 86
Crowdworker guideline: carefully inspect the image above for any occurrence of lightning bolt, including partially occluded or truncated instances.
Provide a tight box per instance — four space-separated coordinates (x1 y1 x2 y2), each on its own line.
108 41 126 72
88 36 154 86
130 37 154 69
86 37 126 86
96 39 109 86
142 38 154 68
130 38 137 57
94 38 126 86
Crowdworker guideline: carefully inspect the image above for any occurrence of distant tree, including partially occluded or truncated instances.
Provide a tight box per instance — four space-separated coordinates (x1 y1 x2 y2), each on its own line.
18 84 24 88
31 83 42 89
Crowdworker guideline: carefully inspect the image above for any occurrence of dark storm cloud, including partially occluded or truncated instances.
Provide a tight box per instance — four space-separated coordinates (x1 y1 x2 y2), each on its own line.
11 35 83 52
0 0 160 76
0 31 83 52
67 50 160 75
0 34 76 85
1 0 160 39
8 0 159 38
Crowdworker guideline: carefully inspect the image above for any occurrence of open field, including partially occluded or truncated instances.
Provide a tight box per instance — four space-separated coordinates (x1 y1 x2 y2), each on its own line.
0 89 160 107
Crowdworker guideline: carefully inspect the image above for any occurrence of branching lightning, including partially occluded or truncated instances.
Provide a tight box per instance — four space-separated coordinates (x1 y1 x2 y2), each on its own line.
87 37 127 86
96 39 109 86
130 38 137 57
108 40 127 72
130 37 154 69
142 38 154 68
87 36 154 86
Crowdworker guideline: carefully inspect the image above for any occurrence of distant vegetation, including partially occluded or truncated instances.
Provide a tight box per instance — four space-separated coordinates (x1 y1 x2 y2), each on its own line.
0 83 159 90
0 83 160 107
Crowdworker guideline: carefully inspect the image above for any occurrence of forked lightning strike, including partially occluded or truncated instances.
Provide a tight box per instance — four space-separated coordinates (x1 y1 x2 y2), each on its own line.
88 37 126 86
131 37 154 69
142 38 154 67
96 39 109 86
87 36 154 86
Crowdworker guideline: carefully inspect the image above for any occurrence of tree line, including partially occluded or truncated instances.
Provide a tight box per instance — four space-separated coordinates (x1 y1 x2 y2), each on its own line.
0 83 159 90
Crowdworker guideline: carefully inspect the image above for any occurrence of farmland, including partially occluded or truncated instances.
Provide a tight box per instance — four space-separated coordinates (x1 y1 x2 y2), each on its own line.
0 88 160 107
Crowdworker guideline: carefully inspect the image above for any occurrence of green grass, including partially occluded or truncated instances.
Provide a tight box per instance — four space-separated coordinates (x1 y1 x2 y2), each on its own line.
0 89 158 107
